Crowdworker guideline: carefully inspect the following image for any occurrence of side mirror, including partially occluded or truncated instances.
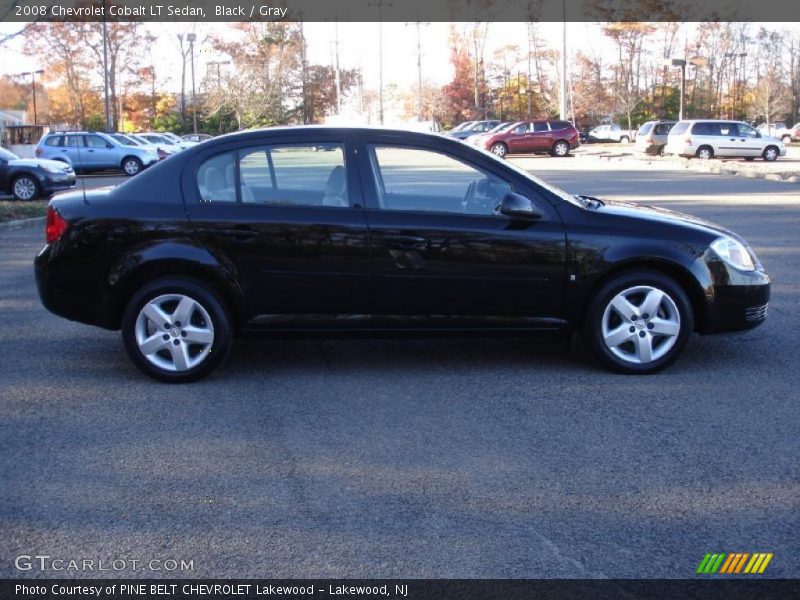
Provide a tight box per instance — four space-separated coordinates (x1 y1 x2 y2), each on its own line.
756 131 762 138
499 193 543 220
106 143 114 148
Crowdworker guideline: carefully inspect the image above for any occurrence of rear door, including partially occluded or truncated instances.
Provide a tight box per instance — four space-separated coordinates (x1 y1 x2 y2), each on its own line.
529 121 553 151
357 133 567 323
182 133 371 322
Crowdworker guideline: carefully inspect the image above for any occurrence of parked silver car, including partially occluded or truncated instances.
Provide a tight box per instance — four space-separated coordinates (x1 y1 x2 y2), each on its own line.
665 120 786 161
35 131 158 175
635 120 676 155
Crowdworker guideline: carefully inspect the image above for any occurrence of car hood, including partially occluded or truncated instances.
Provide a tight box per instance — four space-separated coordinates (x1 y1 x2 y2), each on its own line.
10 158 73 170
595 199 743 242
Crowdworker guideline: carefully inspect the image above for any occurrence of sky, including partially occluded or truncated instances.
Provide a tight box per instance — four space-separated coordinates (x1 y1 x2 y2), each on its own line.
1 21 798 101
0 21 618 93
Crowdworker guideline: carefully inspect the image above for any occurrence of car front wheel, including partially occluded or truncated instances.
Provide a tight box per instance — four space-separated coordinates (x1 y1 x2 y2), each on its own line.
122 156 143 176
490 143 507 158
12 175 40 201
122 278 233 383
584 270 693 374
551 140 570 157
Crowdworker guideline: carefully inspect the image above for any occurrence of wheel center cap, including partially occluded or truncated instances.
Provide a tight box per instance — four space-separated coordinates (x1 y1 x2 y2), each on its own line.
636 320 646 330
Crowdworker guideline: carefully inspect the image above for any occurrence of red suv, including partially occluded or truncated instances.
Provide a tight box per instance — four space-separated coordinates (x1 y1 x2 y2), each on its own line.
473 120 580 158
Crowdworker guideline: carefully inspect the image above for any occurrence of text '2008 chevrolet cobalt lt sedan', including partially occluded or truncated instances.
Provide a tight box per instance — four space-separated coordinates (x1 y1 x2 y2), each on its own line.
35 127 770 382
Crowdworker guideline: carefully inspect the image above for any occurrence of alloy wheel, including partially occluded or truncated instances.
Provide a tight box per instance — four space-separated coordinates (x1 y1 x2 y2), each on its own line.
134 294 214 372
491 144 507 158
13 177 36 200
553 141 569 156
124 159 141 175
764 147 778 161
601 285 681 365
697 147 712 159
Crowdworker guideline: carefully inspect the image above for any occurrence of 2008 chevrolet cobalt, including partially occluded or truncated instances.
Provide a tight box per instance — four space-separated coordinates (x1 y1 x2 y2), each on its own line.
35 127 770 382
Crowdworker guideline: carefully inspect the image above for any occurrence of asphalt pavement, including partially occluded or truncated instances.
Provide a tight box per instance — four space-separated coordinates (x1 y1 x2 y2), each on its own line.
1 159 798 578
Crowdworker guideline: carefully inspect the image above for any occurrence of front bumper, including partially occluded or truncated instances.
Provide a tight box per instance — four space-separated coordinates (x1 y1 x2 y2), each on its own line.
699 261 771 334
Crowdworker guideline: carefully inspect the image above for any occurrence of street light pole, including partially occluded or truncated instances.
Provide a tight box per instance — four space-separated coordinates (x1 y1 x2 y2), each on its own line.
16 70 45 125
187 33 198 134
207 60 230 134
368 0 391 124
666 57 706 121
102 2 111 131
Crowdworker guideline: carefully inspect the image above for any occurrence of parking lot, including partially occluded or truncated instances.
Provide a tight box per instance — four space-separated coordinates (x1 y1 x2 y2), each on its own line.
1 156 798 578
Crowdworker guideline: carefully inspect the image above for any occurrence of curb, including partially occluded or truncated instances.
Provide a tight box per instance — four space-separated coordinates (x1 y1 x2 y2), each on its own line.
0 216 45 232
586 152 800 183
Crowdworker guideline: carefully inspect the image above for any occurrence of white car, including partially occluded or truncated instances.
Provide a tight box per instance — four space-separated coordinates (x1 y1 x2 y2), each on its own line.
587 123 636 143
664 120 786 162
137 133 194 152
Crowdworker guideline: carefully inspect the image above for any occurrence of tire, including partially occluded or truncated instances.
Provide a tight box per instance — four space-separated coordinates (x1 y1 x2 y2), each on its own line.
744 157 756 162
620 136 630 143
583 270 694 375
781 135 791 143
551 140 570 157
121 277 233 383
695 145 714 160
12 174 40 201
490 143 507 158
762 146 779 162
658 146 666 157
122 156 143 176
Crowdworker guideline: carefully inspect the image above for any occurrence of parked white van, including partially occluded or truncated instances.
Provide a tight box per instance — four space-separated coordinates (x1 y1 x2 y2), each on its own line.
664 120 786 161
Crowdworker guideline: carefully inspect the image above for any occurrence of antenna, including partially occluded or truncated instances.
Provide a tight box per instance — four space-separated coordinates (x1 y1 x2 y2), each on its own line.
73 133 89 205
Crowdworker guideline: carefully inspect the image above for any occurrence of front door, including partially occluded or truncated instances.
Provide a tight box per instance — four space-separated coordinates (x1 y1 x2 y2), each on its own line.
83 134 117 168
183 136 371 323
735 123 763 157
506 122 534 154
358 138 567 326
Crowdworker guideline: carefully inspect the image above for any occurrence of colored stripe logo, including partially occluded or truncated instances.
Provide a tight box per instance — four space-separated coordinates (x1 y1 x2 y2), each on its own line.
697 552 773 574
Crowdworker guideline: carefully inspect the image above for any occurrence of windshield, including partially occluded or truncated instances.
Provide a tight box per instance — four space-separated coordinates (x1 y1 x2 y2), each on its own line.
146 135 172 144
487 122 512 134
112 134 137 145
0 147 18 161
161 132 182 142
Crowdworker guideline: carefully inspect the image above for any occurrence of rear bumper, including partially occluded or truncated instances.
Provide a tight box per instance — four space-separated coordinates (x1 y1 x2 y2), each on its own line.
35 244 117 330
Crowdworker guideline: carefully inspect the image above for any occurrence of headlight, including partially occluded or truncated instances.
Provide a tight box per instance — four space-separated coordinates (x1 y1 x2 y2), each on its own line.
710 236 756 271
42 164 63 174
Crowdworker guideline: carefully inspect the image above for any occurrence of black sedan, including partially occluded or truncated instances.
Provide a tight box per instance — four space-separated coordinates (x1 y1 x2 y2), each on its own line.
35 127 770 382
0 147 76 201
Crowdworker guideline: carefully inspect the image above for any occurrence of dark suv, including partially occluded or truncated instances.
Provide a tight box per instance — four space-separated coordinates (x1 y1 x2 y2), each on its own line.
473 120 580 158
36 127 769 382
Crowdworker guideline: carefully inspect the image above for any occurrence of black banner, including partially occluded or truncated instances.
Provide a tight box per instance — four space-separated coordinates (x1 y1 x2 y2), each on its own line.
3 580 800 600
2 0 800 22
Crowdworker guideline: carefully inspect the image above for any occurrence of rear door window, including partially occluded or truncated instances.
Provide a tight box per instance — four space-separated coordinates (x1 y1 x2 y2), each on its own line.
532 122 550 132
670 122 690 135
45 135 63 147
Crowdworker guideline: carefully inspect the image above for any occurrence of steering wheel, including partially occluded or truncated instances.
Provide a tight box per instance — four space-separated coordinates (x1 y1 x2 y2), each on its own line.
461 181 477 213
462 178 500 215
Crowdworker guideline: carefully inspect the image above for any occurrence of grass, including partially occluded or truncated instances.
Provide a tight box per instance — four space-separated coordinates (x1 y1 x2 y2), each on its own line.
0 200 49 223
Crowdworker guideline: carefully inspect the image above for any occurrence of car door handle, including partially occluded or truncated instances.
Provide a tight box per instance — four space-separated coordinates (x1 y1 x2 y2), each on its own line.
383 234 427 250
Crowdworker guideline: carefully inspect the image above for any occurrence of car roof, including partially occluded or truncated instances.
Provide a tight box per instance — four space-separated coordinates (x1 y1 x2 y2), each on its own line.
198 125 461 144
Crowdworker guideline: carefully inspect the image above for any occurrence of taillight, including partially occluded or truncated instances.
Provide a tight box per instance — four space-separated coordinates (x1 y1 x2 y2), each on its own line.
45 206 68 244
684 135 692 145
647 136 654 143
35 147 43 157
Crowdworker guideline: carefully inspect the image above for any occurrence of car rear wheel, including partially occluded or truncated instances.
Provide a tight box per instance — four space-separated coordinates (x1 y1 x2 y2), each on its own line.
696 146 714 160
551 140 570 157
620 136 630 143
490 143 507 158
122 278 233 383
781 135 791 143
763 146 779 162
584 270 693 374
12 175 40 201
122 156 143 176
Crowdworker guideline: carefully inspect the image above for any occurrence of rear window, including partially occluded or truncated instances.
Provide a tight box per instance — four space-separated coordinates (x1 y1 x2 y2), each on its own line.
550 121 571 131
638 123 654 135
654 123 674 135
670 122 690 135
44 135 63 147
